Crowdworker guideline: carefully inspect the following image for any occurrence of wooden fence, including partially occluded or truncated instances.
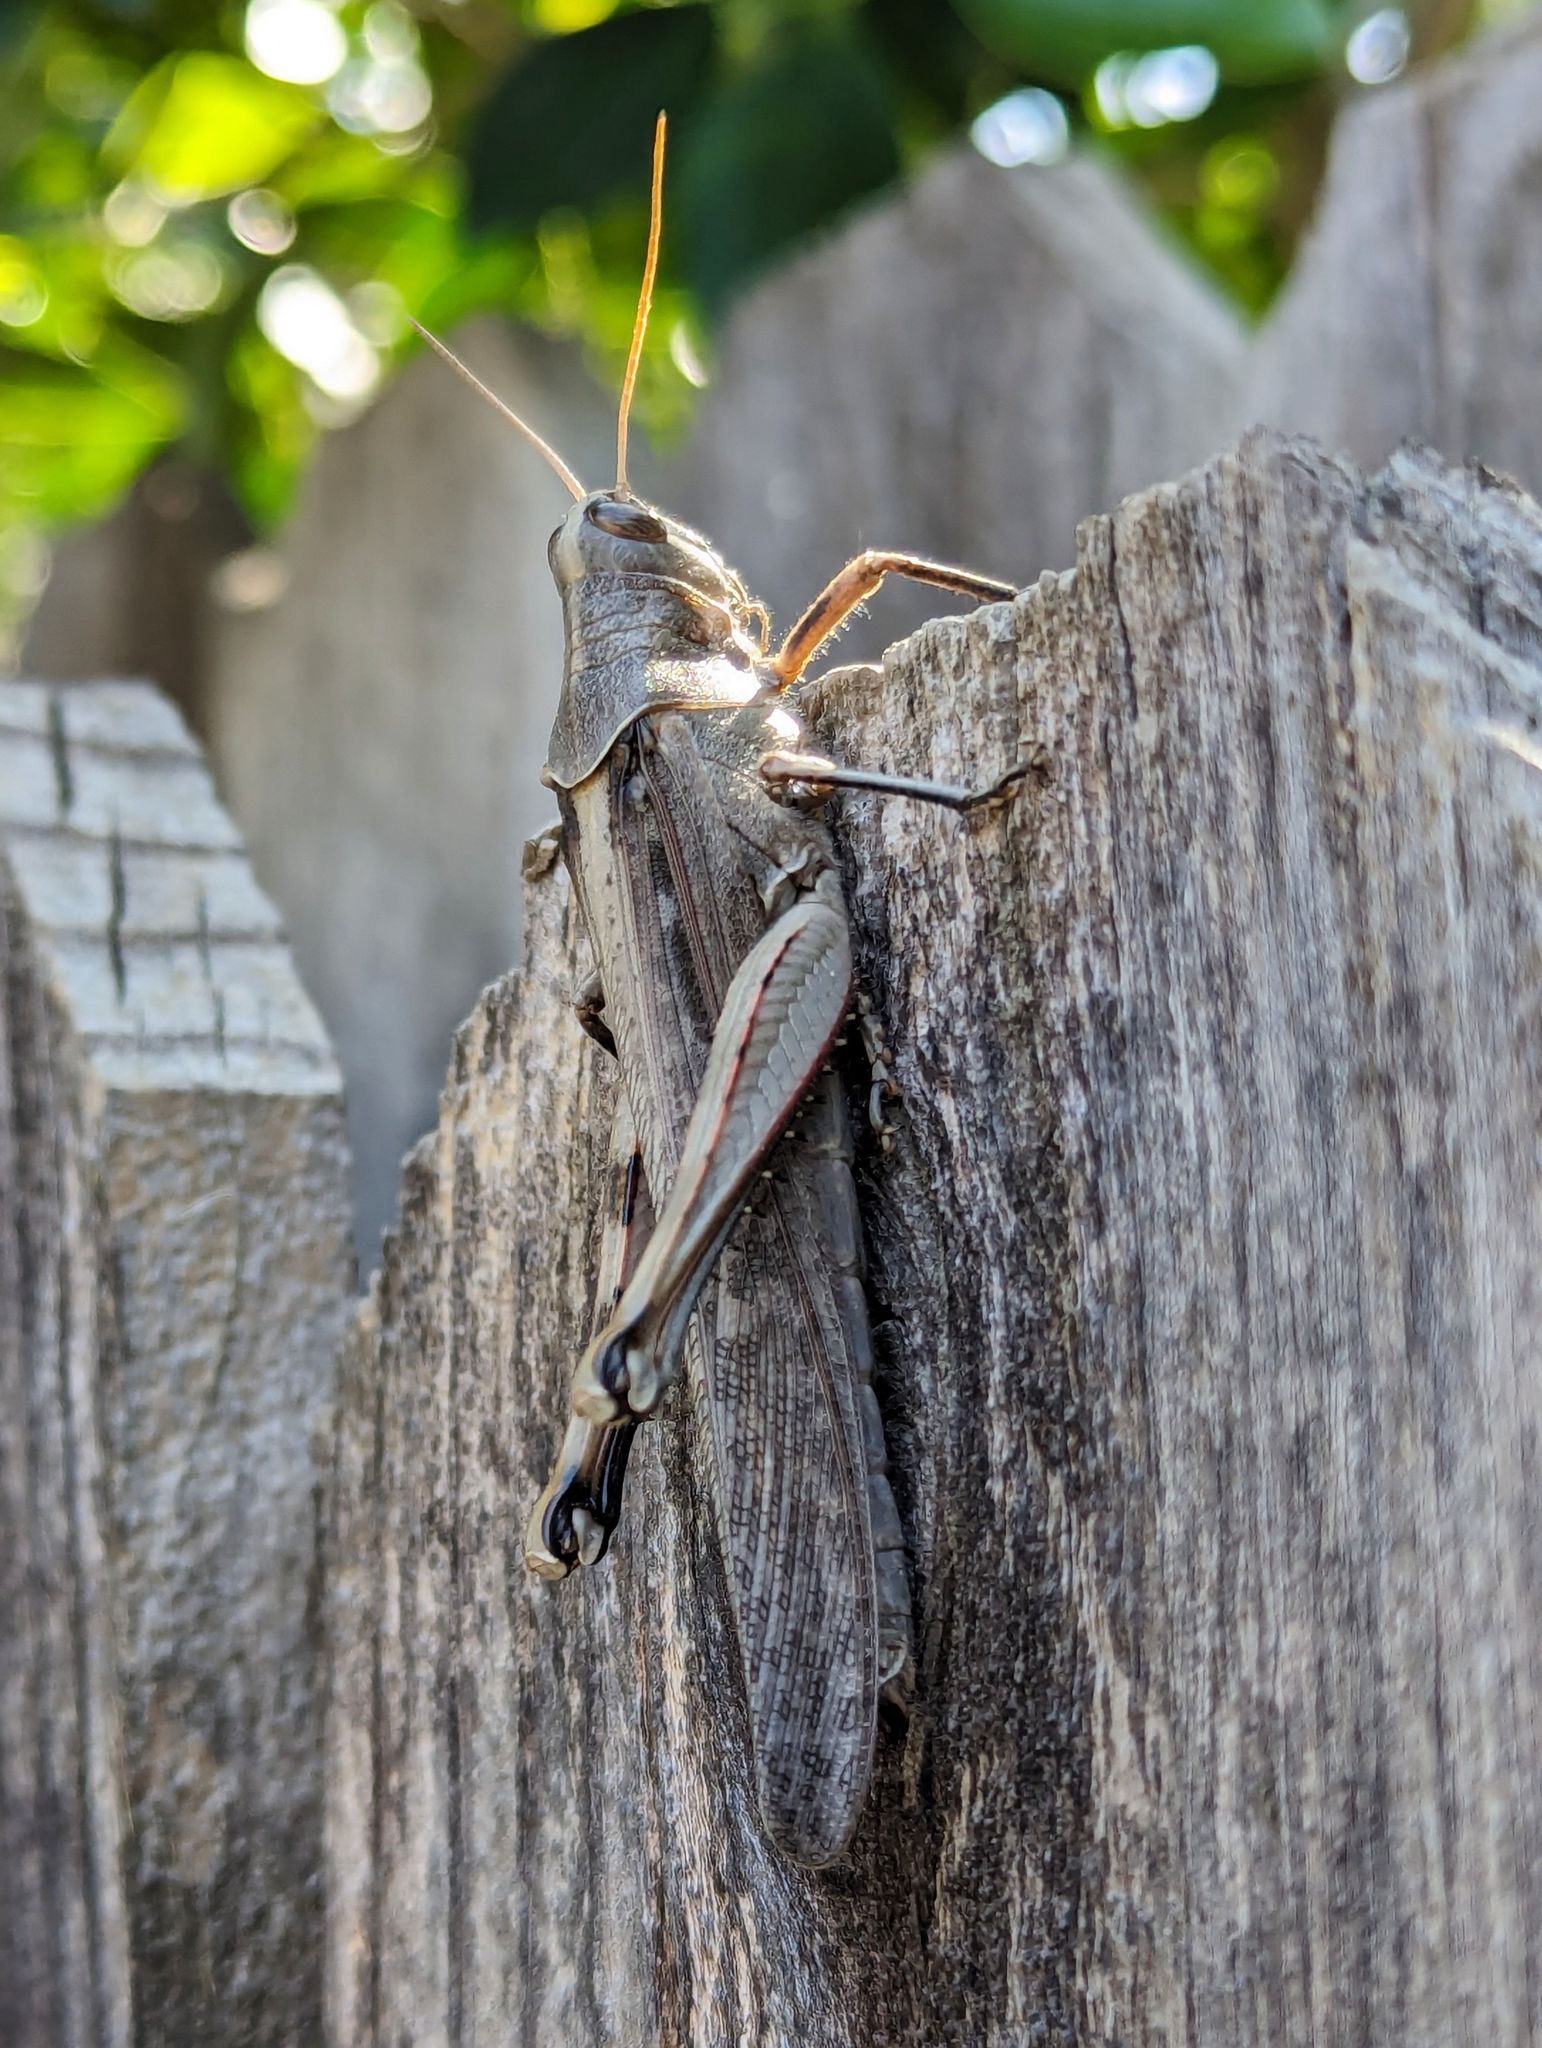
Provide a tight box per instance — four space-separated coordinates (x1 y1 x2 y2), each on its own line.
9 428 1542 2042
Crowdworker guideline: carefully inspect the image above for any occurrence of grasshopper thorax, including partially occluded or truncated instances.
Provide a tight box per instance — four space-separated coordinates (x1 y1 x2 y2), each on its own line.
543 491 774 791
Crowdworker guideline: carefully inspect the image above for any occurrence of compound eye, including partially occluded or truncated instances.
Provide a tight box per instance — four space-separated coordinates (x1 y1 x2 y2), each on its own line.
587 497 668 544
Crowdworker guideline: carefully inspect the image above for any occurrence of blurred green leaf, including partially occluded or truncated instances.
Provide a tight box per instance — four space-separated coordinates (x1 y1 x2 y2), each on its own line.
106 52 322 203
862 0 992 131
16 125 96 205
43 41 138 124
0 339 185 519
467 5 716 232
951 0 1338 84
676 18 900 317
273 128 447 211
225 321 314 525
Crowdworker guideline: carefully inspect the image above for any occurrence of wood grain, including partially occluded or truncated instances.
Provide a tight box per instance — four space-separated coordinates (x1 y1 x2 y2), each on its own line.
328 430 1542 2044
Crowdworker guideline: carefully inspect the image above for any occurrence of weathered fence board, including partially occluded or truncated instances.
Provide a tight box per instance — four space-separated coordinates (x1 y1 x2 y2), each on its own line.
326 431 1542 2045
1248 10 1542 496
0 681 354 2047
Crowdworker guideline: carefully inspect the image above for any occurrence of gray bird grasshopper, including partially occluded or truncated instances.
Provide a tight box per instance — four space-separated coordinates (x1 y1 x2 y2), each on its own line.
415 115 1019 1867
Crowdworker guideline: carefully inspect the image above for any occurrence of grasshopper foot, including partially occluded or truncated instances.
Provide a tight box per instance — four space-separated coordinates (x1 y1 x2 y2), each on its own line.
856 991 901 1152
524 1415 637 1578
956 757 1030 811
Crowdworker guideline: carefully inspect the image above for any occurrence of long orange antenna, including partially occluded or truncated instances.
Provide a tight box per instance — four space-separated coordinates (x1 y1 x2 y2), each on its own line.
616 110 666 493
408 316 586 501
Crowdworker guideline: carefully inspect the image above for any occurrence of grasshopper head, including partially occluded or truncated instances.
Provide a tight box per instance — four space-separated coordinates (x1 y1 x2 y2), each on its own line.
548 490 764 651
542 492 773 787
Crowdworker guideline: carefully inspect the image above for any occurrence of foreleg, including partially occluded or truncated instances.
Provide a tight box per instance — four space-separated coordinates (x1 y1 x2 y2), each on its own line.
771 550 1016 686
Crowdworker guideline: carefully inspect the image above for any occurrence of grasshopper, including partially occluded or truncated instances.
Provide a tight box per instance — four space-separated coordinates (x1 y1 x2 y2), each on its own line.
415 115 1019 1867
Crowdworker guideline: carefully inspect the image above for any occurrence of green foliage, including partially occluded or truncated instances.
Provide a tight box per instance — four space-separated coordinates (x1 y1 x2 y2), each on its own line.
954 0 1337 84
2 339 185 518
466 7 899 315
107 52 324 198
0 0 1486 658
674 15 900 315
467 7 716 228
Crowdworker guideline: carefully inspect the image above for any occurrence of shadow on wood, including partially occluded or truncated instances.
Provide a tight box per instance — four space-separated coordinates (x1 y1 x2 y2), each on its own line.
326 429 1542 2044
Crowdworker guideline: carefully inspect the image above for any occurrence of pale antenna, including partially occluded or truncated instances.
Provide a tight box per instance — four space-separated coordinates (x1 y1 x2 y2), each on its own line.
408 316 586 501
616 111 666 493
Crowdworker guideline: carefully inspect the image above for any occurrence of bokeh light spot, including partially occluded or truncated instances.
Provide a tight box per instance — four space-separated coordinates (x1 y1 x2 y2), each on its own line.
363 2 418 62
244 0 348 87
228 188 297 256
1346 9 1410 84
109 242 227 321
328 54 432 135
1200 138 1280 213
0 243 48 329
211 546 290 612
46 49 135 122
669 321 709 389
104 181 168 247
971 89 1070 169
1128 46 1220 126
347 279 405 346
1095 46 1220 129
258 263 380 402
